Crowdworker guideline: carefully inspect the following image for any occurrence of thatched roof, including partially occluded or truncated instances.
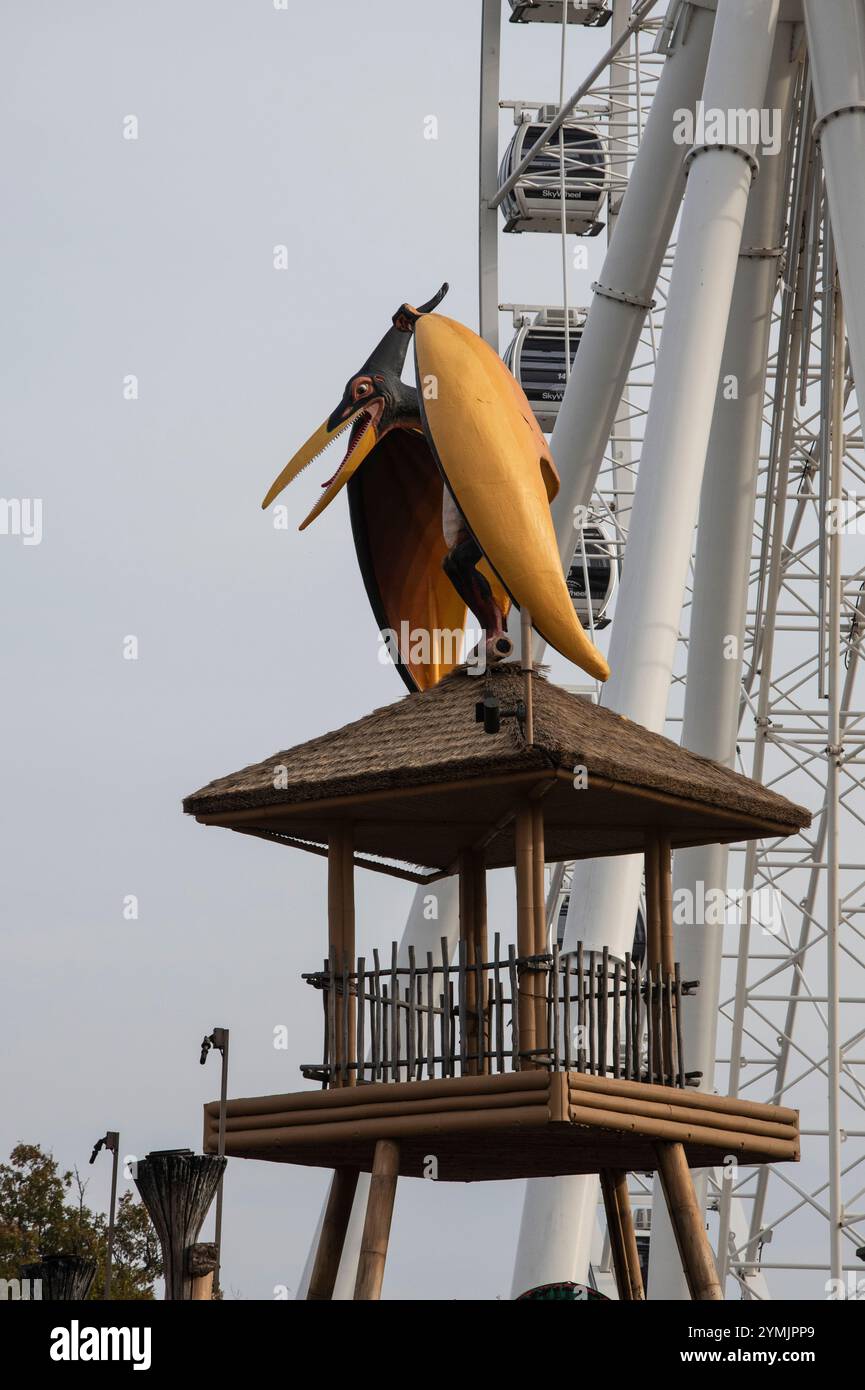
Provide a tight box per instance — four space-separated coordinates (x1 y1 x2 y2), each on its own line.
183 664 810 877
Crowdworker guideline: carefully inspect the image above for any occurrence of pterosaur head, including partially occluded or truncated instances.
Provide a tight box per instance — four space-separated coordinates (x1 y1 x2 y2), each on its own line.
261 283 449 527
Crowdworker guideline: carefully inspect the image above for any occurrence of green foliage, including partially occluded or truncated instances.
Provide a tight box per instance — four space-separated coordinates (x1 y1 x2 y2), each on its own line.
0 1142 162 1299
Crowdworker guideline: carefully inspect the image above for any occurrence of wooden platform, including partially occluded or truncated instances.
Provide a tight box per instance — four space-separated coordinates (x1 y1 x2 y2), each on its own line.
204 1071 799 1183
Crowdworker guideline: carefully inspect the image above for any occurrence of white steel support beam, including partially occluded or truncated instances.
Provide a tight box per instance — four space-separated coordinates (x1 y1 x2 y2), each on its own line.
562 0 781 954
514 0 781 1296
549 0 715 561
646 29 798 1300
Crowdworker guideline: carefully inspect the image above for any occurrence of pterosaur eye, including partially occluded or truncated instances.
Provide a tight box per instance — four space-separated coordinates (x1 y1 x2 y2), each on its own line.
353 379 373 400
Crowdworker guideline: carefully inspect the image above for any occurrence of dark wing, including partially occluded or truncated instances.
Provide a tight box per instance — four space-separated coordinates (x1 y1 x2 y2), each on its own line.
348 429 467 691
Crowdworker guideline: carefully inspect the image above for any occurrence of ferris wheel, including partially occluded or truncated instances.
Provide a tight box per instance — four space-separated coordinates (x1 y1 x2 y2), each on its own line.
479 0 865 1301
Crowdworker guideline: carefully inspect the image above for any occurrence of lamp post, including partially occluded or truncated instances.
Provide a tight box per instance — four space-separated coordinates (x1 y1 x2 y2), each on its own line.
200 1026 229 1294
89 1130 120 1299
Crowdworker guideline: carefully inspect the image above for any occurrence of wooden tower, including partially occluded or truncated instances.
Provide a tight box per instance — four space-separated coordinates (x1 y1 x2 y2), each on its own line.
184 664 809 1301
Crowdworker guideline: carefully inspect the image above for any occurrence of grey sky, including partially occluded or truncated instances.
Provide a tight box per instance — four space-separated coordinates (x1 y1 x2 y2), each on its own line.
1 1 616 1298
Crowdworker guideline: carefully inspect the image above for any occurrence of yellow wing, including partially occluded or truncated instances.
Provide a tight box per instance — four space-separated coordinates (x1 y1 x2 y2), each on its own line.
414 314 610 682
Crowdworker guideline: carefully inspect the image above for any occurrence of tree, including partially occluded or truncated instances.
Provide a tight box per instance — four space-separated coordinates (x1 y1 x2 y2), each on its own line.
0 1143 162 1299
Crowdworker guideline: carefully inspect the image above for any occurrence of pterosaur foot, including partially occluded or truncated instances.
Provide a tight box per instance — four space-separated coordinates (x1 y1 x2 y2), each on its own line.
442 531 508 650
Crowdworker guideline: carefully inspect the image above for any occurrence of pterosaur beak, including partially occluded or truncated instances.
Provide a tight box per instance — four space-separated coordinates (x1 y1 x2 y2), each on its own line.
261 418 339 511
260 405 379 523
298 413 377 529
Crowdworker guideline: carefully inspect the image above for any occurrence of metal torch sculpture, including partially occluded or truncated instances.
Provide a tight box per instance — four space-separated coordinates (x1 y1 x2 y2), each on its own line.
262 284 610 691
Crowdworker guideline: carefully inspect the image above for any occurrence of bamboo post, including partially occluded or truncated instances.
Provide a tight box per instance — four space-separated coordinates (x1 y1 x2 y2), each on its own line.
599 1171 645 1301
440 935 451 1077
658 834 674 976
508 944 520 1069
426 950 435 1079
644 835 662 971
372 948 382 1081
613 959 621 1079
494 934 504 1073
328 824 355 1087
645 836 664 1082
459 849 479 1076
600 1169 630 1300
616 1174 645 1301
354 1140 400 1301
634 957 643 1081
659 834 675 1082
190 1271 214 1301
599 945 609 1077
674 963 685 1089
588 950 597 1074
531 802 547 1060
654 1142 723 1301
515 804 537 1068
188 1243 218 1301
576 940 585 1071
473 855 489 1073
407 952 416 1080
357 955 366 1085
390 942 399 1082
307 1168 360 1300
343 828 356 1083
563 952 572 1069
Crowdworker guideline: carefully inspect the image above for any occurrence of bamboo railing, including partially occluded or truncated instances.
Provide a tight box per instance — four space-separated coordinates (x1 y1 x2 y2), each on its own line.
301 938 700 1090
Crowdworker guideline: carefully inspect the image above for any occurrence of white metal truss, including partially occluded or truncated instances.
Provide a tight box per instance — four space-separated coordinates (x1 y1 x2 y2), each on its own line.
711 191 865 1299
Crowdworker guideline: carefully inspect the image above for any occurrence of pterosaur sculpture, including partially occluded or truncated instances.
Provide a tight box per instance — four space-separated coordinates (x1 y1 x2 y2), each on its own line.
262 284 610 690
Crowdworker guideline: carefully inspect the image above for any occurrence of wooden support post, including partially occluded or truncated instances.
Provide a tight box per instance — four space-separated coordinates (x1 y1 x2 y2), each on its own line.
655 1142 723 1301
190 1271 213 1300
328 824 356 1087
343 829 356 1083
599 1170 645 1301
644 836 664 1080
187 1243 218 1301
354 1140 400 1301
657 835 674 1081
531 802 548 1059
644 835 662 971
459 849 479 1076
307 1168 360 1300
514 805 537 1068
658 834 674 976
472 854 489 1074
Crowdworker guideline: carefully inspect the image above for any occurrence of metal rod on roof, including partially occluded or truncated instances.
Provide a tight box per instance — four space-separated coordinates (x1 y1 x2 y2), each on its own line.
521 607 534 745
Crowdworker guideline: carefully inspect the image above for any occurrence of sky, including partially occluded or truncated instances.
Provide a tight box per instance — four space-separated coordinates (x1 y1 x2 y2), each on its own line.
1 0 618 1300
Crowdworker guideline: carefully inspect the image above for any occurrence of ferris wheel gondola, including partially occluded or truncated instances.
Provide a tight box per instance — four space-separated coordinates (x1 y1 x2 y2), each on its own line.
497 106 609 236
503 307 586 431
566 521 617 629
508 0 611 25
